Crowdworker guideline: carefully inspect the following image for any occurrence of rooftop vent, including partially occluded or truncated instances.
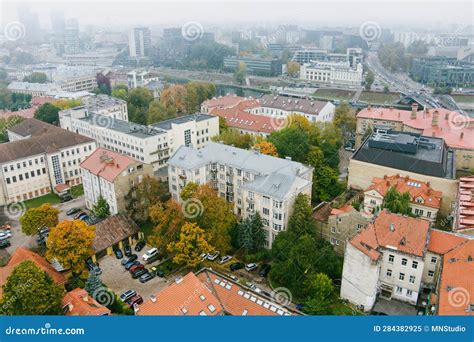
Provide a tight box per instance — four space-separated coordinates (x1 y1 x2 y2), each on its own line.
389 223 395 232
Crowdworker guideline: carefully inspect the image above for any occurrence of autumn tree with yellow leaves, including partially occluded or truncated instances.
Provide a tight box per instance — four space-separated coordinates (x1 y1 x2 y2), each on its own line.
253 140 278 157
167 222 213 267
20 203 59 236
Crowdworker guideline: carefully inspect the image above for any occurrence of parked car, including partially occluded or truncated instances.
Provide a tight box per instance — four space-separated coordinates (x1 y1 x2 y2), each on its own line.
0 240 11 249
142 248 159 262
245 263 258 272
120 290 137 302
135 240 146 252
66 207 81 216
259 264 271 277
60 195 72 203
85 259 102 275
129 264 145 273
139 272 156 283
73 212 86 219
150 266 165 277
124 244 132 257
126 294 143 308
79 215 90 222
121 254 138 266
131 268 148 279
124 260 140 270
114 249 123 259
207 251 220 261
0 231 12 241
218 255 232 264
229 262 244 271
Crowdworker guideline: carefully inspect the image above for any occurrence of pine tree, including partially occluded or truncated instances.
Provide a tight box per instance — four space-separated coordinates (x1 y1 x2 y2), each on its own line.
85 271 103 296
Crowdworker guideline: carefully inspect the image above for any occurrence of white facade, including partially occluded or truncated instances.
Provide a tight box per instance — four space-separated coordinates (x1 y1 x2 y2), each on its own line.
250 101 335 123
129 27 151 58
300 61 363 87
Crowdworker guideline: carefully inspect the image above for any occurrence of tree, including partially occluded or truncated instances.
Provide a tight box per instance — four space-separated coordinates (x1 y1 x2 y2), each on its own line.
160 85 187 114
407 40 429 56
0 261 63 315
383 187 412 215
167 222 213 267
180 182 199 201
218 116 228 132
0 115 24 143
302 273 335 315
287 194 316 236
237 213 266 252
148 199 186 251
287 61 300 77
184 82 216 113
212 129 254 149
234 61 247 85
34 103 60 125
23 72 48 83
333 102 356 143
383 85 389 93
111 84 128 100
147 100 177 124
46 220 96 274
20 203 59 236
365 70 374 91
287 114 311 132
253 140 278 156
127 87 153 125
84 270 103 296
313 166 345 203
183 42 235 70
93 196 110 218
52 99 82 110
125 176 171 223
268 127 310 163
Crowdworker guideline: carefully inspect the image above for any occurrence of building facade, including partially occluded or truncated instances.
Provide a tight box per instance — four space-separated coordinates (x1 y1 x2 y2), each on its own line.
224 56 283 76
129 27 151 58
300 61 363 87
167 142 313 248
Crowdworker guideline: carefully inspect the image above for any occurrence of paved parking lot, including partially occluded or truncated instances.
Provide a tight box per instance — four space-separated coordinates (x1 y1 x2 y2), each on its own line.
98 246 173 300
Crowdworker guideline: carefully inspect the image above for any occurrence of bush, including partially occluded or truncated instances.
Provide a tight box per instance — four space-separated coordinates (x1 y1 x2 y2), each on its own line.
107 292 134 315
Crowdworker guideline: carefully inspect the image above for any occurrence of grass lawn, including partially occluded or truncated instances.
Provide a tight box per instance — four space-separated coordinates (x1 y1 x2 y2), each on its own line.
359 91 401 104
139 220 155 238
451 95 474 104
22 192 60 209
313 89 356 101
70 184 84 197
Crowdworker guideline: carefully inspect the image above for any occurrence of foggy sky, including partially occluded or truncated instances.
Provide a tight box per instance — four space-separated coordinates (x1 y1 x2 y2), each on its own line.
1 0 473 32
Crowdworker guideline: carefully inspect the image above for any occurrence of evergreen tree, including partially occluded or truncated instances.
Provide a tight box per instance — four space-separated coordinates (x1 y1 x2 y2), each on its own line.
85 271 103 296
93 196 110 218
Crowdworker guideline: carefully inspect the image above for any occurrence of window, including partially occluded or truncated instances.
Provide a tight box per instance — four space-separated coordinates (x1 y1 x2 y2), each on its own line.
409 275 415 284
396 287 402 294
428 270 434 278
262 208 270 216
388 255 394 263
431 256 437 264
207 304 216 313
399 273 405 281
331 226 336 233
386 269 392 277
184 129 192 147
401 258 407 266
273 212 282 220
412 261 418 269
406 289 412 297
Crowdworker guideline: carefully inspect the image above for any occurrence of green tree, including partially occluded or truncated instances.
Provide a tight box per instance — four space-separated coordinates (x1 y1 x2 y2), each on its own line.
237 212 266 252
218 116 228 132
313 166 345 203
383 187 412 215
147 100 177 124
0 116 24 142
20 203 59 236
93 196 110 218
302 273 335 315
268 127 310 163
287 194 316 236
287 61 300 77
127 87 153 125
333 103 356 145
180 182 199 201
234 61 247 85
111 84 128 100
365 70 374 91
212 129 254 149
84 270 103 296
0 261 63 315
23 72 48 83
34 103 60 125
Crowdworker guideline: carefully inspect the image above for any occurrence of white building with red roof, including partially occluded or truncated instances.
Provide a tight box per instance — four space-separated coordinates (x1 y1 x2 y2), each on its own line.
80 147 153 214
363 174 443 222
356 103 474 171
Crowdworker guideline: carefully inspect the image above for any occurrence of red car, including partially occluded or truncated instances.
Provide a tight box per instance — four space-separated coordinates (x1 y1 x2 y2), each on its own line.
129 264 145 273
126 294 143 308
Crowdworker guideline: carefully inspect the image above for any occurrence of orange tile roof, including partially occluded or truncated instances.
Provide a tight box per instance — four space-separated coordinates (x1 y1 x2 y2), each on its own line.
62 288 110 316
210 107 279 134
437 239 474 315
456 176 474 232
428 229 468 255
365 175 442 209
80 147 138 183
0 247 66 296
137 272 223 316
357 107 474 150
330 204 355 216
350 210 430 260
202 95 249 110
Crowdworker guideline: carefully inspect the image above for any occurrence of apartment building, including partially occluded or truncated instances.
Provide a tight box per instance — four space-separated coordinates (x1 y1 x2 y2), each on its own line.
363 175 443 222
453 175 474 236
356 104 474 171
0 118 96 205
82 95 128 121
167 142 313 248
80 148 153 215
300 61 363 87
60 107 219 172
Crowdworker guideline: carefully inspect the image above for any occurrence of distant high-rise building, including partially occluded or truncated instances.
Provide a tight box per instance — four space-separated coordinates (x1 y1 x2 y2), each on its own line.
64 18 80 54
17 6 42 43
129 27 151 58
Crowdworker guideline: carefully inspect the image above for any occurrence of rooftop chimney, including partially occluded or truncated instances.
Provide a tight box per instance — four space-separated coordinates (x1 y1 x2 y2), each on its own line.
461 132 464 139
389 223 395 232
411 103 418 119
432 110 439 126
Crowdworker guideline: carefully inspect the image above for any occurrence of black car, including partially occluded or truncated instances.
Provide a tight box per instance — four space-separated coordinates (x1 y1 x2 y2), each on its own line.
0 240 11 249
259 264 271 277
139 272 156 283
85 259 102 275
124 244 132 257
66 207 81 216
114 249 123 259
125 261 140 270
131 268 148 279
230 262 244 271
60 195 73 203
135 240 146 252
121 254 138 266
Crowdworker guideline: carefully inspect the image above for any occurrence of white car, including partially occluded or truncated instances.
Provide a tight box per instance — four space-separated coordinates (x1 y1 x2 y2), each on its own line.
218 255 232 264
207 251 220 261
142 248 159 262
0 231 12 241
245 263 258 272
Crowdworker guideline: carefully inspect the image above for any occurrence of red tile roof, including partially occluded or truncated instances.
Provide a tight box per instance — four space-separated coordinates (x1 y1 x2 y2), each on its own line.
456 176 474 232
202 95 249 110
80 147 137 183
330 204 355 216
437 239 474 315
62 288 111 316
350 210 430 261
365 175 442 209
210 107 280 134
428 229 469 255
0 247 66 296
357 107 474 150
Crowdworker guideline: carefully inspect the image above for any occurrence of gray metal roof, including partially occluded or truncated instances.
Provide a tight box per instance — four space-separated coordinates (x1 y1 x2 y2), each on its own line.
151 113 216 130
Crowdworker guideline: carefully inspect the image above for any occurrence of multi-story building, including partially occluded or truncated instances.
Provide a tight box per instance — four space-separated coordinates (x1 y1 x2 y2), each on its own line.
80 148 153 215
410 56 473 87
60 107 219 172
348 130 457 216
129 27 151 58
0 118 95 205
127 70 164 98
300 61 363 87
224 56 283 77
82 95 128 121
355 104 474 171
7 82 61 97
167 142 313 248
453 175 474 236
291 47 362 68
363 175 443 222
